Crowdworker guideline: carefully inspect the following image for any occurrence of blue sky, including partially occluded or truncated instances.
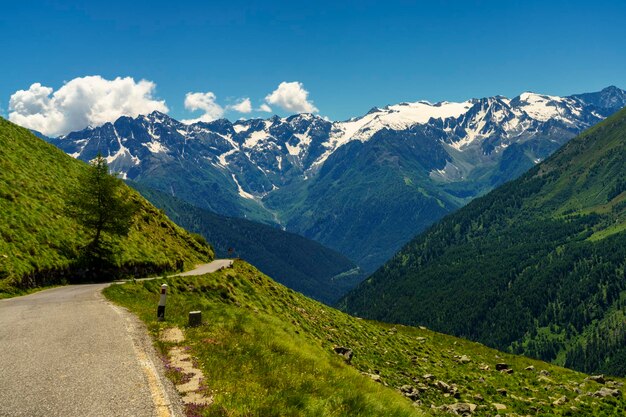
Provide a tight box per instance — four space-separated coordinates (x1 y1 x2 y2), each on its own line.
1 0 625 134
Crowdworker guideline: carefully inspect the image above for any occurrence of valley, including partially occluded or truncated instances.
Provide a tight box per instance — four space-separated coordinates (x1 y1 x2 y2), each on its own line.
342 106 626 377
47 86 626 273
4 2 626 416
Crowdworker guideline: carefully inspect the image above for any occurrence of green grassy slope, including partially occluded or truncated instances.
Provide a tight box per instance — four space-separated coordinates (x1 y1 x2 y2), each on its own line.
105 261 626 416
0 118 213 296
341 107 626 375
129 182 363 304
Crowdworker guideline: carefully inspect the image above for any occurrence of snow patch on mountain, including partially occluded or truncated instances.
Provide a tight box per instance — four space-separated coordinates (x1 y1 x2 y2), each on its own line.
218 148 237 168
231 174 255 200
143 141 169 153
517 92 580 122
105 144 131 166
331 100 474 144
244 129 269 148
233 124 249 134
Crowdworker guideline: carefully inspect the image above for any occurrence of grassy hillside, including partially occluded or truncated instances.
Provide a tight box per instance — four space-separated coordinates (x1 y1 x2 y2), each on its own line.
105 261 626 416
341 107 626 375
130 182 363 304
0 118 213 296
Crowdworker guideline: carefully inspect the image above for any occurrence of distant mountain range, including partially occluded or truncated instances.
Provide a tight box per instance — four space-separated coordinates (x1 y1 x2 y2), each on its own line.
46 86 626 272
341 106 626 376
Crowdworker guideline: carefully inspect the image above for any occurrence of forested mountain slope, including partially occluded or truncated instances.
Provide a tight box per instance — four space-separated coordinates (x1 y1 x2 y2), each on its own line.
131 182 362 304
341 107 626 376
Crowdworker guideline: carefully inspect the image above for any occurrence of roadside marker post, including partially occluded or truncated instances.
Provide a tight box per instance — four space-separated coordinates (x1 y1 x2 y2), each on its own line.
157 284 167 321
189 311 202 327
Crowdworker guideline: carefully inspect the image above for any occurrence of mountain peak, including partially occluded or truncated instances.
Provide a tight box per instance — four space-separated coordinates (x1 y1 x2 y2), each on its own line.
144 110 173 123
517 91 556 101
602 85 621 92
571 85 626 112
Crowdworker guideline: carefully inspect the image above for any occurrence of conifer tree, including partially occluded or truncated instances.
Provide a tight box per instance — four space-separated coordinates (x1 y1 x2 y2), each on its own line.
66 154 137 262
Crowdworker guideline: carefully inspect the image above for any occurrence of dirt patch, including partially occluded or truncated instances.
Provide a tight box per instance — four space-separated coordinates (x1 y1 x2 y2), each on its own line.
162 327 212 406
161 327 185 343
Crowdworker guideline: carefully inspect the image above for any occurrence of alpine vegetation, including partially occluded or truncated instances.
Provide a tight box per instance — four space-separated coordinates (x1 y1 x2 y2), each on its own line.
0 117 213 296
105 261 626 416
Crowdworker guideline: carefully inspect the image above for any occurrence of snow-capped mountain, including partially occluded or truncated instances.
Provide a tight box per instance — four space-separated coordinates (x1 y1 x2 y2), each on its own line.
47 86 626 271
54 86 625 193
54 111 333 197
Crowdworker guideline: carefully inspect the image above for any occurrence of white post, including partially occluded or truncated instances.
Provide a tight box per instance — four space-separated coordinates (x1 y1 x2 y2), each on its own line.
157 284 167 321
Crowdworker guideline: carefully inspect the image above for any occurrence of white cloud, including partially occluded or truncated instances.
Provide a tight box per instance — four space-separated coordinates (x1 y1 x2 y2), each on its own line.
8 76 168 136
227 98 252 114
265 81 318 114
182 91 225 124
258 103 273 113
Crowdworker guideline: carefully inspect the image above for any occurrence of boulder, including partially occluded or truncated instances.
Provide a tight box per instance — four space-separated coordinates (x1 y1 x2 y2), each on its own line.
364 373 382 383
457 355 471 364
495 363 510 371
416 383 429 392
525 365 535 371
333 346 353 363
399 385 420 401
592 387 621 398
446 402 477 415
436 380 452 393
492 403 507 411
586 375 606 384
552 396 568 406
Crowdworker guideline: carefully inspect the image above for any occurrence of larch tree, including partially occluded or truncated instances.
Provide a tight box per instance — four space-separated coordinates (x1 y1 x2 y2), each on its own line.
66 154 137 263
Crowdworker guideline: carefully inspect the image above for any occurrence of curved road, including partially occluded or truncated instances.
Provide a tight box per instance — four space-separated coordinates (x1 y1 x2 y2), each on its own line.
0 260 231 417
176 259 232 277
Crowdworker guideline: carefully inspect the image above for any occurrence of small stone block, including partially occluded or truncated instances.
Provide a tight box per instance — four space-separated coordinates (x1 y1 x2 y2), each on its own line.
189 311 202 327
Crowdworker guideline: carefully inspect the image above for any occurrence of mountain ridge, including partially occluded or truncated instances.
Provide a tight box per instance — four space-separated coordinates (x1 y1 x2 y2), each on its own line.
45 86 626 272
340 106 626 376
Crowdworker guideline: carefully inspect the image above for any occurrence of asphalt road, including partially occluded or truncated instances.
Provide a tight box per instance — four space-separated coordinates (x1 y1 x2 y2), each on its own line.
176 259 233 277
0 260 231 417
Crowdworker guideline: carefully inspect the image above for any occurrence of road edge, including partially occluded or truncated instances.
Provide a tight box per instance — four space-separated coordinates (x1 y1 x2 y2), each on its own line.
98 289 185 417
